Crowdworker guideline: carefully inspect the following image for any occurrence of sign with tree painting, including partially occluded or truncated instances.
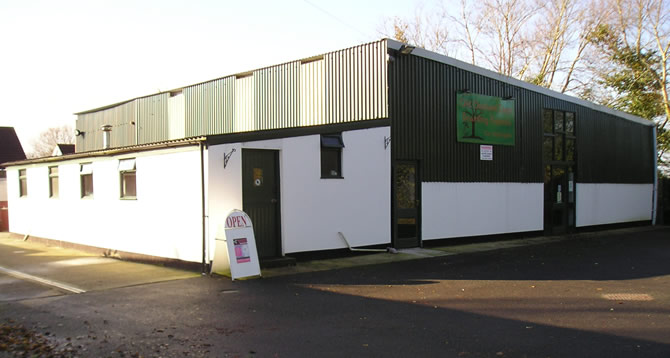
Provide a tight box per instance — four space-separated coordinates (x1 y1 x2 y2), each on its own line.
457 93 515 146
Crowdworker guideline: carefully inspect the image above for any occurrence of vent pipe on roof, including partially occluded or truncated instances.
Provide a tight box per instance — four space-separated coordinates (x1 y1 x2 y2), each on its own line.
101 124 112 149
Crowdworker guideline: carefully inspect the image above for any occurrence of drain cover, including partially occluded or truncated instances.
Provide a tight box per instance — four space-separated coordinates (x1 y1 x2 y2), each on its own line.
602 293 653 301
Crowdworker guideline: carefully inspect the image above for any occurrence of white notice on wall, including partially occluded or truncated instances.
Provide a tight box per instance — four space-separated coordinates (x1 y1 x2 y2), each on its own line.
480 145 493 161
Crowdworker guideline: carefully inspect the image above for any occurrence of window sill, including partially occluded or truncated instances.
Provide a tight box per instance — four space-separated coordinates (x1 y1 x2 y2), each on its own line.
120 197 137 200
321 176 344 179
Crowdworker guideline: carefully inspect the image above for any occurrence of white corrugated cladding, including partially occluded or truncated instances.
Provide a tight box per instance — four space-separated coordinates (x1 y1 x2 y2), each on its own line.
168 92 185 140
75 39 389 152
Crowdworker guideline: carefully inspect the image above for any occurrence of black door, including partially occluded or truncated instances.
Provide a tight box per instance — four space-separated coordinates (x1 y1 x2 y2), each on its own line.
544 165 575 234
242 149 281 259
394 161 421 248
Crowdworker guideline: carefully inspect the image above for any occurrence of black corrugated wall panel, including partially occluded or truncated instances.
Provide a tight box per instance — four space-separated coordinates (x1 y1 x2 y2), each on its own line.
389 54 654 184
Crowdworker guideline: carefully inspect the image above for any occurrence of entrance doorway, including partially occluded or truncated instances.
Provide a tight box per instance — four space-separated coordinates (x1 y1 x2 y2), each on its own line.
393 161 421 248
544 165 575 234
242 149 281 259
543 108 577 234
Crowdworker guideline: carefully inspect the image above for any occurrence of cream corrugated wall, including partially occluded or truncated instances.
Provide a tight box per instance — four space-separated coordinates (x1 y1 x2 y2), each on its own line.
75 40 388 152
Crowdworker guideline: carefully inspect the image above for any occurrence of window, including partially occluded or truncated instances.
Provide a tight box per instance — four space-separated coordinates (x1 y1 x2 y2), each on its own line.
320 133 344 178
80 163 93 198
48 166 59 198
543 109 576 163
119 159 137 199
18 169 27 197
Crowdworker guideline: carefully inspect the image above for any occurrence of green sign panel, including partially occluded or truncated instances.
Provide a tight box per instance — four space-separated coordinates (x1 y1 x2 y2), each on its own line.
457 93 515 146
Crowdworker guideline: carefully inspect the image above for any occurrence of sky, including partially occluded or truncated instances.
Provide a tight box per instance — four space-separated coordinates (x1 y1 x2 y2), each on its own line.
0 0 417 153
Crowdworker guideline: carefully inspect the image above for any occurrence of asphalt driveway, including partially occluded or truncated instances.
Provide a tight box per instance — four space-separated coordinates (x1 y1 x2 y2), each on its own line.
1 227 669 357
0 233 198 302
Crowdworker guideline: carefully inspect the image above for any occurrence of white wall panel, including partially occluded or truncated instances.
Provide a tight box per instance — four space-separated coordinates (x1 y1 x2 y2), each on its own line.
7 148 203 262
576 183 653 227
422 182 544 240
207 126 391 256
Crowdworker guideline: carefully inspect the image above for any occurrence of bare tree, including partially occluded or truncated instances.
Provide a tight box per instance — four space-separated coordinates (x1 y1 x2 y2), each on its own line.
29 125 75 158
381 3 452 56
478 0 541 78
447 0 484 65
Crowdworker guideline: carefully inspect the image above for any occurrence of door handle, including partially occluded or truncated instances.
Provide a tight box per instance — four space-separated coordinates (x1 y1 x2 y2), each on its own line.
271 198 278 204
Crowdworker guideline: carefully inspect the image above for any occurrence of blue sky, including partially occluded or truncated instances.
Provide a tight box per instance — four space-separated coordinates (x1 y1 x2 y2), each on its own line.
0 0 417 150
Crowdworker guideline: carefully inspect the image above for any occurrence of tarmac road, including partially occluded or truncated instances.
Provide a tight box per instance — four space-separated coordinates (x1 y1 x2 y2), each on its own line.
0 227 669 357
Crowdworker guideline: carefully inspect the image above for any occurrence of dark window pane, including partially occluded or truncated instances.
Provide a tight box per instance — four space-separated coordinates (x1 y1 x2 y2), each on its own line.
565 138 575 161
543 136 553 161
554 135 563 161
321 148 341 177
543 109 553 133
554 111 564 133
19 179 27 197
396 165 416 209
19 169 27 197
50 177 59 198
321 134 344 148
49 166 58 198
565 112 575 134
544 165 552 184
81 174 93 197
122 171 137 198
552 166 565 204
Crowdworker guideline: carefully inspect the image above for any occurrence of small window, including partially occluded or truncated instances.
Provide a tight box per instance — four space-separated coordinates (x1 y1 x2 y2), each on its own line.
48 166 59 198
18 169 28 197
320 134 344 178
119 159 137 199
0 169 6 179
80 163 93 198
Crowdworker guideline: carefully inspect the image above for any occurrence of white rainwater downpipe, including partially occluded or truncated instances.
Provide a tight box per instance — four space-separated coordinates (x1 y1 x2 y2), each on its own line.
652 126 658 225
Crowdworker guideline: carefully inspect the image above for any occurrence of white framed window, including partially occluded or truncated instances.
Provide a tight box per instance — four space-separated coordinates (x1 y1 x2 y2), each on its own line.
119 159 136 199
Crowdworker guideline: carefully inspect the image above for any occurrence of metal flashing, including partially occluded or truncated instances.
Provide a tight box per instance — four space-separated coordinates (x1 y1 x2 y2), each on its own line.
206 119 389 146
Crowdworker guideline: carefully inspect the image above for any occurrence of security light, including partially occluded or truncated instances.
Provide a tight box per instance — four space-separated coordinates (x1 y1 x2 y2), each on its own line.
399 44 415 55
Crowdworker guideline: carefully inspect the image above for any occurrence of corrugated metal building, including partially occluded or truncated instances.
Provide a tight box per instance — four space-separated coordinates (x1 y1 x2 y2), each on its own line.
3 39 657 270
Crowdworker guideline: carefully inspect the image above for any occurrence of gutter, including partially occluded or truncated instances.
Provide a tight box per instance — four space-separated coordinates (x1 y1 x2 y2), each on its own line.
2 137 207 168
